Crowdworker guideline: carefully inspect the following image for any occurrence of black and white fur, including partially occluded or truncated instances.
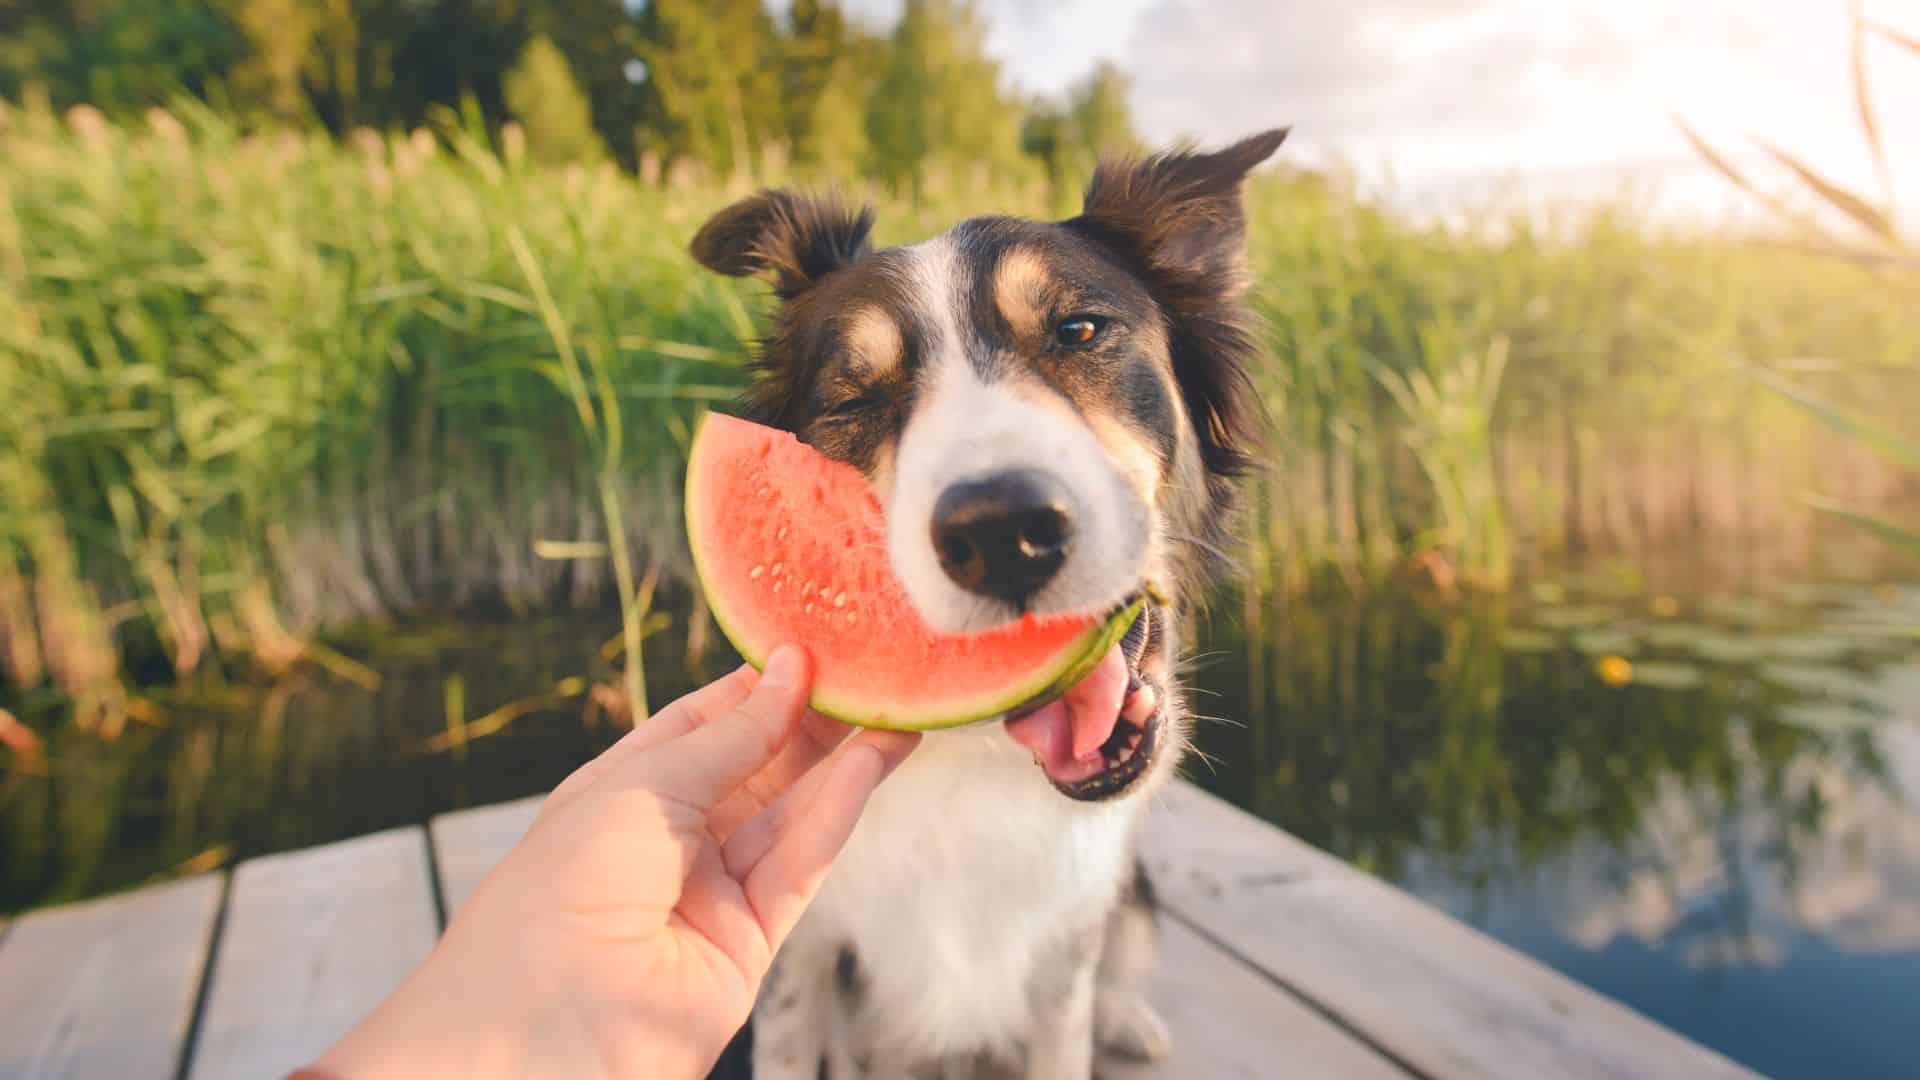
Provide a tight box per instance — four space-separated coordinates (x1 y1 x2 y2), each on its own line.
692 129 1286 1079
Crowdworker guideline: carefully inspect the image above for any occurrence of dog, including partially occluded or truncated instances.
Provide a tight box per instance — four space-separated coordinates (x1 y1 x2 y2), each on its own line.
690 127 1286 1079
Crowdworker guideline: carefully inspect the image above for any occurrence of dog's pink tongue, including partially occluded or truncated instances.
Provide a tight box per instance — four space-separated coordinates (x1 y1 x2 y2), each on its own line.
1005 644 1127 783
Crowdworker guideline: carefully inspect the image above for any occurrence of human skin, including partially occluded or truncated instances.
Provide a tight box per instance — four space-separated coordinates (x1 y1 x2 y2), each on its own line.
313 646 919 1079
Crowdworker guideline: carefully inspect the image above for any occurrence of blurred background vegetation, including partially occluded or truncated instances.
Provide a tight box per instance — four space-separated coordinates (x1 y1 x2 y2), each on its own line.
1 6 1918 1073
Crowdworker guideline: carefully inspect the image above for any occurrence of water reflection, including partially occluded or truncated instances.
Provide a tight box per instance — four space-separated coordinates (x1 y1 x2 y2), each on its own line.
2 584 1916 1076
0 614 726 913
1189 583 1920 1079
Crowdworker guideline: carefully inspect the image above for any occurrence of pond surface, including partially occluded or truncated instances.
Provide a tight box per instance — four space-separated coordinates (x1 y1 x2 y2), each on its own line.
2 579 1917 1079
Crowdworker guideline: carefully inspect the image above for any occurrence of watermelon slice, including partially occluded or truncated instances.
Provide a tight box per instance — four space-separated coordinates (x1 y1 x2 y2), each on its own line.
685 412 1140 730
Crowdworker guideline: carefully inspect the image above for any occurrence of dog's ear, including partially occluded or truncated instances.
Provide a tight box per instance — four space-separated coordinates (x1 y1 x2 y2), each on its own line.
690 190 875 300
1070 128 1288 477
1075 128 1286 295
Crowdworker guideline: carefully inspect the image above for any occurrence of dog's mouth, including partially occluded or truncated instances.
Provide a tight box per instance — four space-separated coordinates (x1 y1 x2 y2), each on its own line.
1004 603 1163 801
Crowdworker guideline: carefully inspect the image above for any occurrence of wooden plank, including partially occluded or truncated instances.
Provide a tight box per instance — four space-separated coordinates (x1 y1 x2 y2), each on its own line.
0 874 223 1080
429 795 543 918
187 827 437 1080
1141 782 1759 1080
1107 915 1406 1079
433 796 1402 1078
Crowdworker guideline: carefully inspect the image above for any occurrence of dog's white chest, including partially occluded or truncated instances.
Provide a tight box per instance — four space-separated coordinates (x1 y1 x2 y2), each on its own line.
797 725 1140 1058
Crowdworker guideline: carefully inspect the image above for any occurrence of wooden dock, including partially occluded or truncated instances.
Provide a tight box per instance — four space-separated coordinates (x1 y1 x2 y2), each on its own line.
0 781 1758 1079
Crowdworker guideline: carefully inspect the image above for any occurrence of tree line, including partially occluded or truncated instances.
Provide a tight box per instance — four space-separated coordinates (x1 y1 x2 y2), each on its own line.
0 0 1138 189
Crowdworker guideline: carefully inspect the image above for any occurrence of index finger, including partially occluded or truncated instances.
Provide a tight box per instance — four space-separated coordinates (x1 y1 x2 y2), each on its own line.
616 645 813 812
541 664 759 818
706 707 854 840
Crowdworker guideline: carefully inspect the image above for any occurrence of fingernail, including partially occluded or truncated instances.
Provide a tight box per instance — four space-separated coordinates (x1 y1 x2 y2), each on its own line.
762 645 806 689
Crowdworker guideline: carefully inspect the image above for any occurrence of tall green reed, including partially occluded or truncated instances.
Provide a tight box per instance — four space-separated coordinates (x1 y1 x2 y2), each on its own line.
0 99 1914 735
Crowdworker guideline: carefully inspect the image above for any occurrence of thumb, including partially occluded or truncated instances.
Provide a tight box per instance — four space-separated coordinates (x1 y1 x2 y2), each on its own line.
619 646 811 812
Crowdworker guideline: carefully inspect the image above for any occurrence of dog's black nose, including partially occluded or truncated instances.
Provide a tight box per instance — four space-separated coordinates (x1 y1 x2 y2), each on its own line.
930 470 1075 605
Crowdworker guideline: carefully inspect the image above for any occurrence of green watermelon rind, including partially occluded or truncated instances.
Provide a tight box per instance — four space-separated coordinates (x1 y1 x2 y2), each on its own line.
784 597 1139 731
685 412 1144 731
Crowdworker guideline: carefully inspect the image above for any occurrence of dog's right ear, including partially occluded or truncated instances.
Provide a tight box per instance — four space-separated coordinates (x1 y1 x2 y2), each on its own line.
690 190 875 300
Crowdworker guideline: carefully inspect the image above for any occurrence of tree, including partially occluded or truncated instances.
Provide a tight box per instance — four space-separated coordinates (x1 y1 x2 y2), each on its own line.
633 0 780 177
0 0 244 111
778 0 881 176
1023 61 1138 195
525 0 645 168
864 0 1027 194
505 34 607 165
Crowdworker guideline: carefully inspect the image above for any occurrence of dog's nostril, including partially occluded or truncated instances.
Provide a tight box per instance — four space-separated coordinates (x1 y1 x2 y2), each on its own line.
939 533 977 568
1018 513 1068 556
930 470 1076 604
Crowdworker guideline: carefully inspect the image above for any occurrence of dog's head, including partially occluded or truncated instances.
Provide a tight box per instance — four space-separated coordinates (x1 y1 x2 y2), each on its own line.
692 129 1283 800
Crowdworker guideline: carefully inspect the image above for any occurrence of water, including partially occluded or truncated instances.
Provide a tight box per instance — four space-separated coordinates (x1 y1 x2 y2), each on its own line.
2 581 1917 1078
1189 580 1920 1079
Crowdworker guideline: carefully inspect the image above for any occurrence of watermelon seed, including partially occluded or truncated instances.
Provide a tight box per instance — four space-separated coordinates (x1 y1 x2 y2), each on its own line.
846 612 859 626
771 561 785 577
772 580 784 593
804 602 815 614
749 564 765 580
801 580 814 597
776 525 789 541
832 592 847 608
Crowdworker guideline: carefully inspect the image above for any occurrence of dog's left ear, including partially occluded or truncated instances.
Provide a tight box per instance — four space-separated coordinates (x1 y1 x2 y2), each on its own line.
1075 127 1286 299
690 190 875 300
1070 128 1288 476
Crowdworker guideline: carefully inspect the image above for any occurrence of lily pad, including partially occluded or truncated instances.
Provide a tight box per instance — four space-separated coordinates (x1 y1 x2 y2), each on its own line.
1757 662 1879 701
1641 621 1720 651
1630 660 1708 691
1500 628 1561 654
1674 629 1774 665
1571 629 1640 657
1700 595 1789 628
1529 582 1569 605
1530 605 1618 630
1773 700 1885 735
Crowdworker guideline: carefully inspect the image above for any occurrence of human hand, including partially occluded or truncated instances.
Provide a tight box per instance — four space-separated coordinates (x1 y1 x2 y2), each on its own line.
314 646 918 1079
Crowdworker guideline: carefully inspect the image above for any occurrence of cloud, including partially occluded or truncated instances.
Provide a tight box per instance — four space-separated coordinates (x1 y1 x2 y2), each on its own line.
1119 0 1920 203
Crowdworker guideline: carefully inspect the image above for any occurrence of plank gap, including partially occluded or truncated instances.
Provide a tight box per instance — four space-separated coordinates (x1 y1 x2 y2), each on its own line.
1158 903 1430 1080
421 819 451 933
171 871 234 1080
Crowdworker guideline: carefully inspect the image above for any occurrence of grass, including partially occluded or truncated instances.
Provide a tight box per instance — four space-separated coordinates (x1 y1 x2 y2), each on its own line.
1 100 1917 735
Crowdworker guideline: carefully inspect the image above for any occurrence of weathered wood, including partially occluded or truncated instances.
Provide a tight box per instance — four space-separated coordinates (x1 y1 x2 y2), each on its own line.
431 793 1405 1078
429 795 542 918
0 874 223 1080
1114 915 1407 1079
187 827 438 1080
1140 782 1760 1080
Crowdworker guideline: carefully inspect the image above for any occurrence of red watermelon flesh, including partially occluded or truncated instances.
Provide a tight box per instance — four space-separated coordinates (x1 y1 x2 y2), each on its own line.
685 413 1140 734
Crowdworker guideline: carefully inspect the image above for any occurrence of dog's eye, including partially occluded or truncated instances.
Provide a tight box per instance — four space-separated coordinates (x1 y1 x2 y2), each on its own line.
824 392 881 418
1054 315 1107 349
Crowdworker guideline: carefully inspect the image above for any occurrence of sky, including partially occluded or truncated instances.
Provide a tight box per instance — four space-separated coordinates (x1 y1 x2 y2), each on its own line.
840 0 1920 224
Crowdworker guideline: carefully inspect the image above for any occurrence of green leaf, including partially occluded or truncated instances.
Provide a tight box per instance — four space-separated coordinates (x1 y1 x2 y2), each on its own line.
1851 11 1894 208
532 540 609 560
1754 138 1895 242
1673 117 1796 222
1748 367 1920 469
1805 495 1920 555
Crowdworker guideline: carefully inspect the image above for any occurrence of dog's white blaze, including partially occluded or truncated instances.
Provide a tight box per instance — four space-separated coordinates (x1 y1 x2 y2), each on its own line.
885 237 1149 633
794 724 1138 1060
